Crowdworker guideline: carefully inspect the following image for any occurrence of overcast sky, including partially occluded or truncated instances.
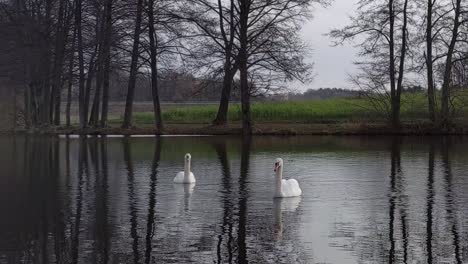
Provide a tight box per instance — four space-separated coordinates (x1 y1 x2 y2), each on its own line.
292 0 360 91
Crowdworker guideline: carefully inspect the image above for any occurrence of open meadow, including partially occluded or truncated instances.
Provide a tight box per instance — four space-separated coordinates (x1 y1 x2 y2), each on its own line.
105 93 468 126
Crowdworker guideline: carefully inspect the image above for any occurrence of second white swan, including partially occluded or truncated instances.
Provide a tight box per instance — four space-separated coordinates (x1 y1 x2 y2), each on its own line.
174 153 196 184
274 158 302 198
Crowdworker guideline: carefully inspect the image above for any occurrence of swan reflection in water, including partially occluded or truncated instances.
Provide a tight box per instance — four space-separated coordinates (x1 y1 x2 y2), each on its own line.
1 136 467 264
173 183 196 212
273 197 301 241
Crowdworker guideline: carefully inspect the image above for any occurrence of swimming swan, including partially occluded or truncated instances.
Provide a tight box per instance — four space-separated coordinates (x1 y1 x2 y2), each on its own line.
274 158 302 198
174 153 196 184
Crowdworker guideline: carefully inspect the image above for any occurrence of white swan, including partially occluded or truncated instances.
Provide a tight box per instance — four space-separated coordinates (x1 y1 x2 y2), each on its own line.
274 158 302 198
173 153 196 184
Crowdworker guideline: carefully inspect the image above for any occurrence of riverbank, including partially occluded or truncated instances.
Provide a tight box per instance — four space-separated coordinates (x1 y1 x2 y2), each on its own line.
6 122 468 136
4 95 468 135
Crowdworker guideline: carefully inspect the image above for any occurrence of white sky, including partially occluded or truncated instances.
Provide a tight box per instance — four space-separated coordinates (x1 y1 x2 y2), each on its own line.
292 0 360 91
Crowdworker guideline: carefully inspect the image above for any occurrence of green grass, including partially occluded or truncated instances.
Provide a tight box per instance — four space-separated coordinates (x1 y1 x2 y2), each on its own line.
110 92 468 125
125 98 372 125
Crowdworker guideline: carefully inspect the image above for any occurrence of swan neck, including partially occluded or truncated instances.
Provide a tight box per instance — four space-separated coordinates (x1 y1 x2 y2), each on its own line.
275 166 283 196
184 158 191 179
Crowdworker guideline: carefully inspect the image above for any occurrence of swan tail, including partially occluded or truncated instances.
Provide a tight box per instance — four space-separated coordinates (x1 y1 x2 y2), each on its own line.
173 171 185 183
282 179 302 197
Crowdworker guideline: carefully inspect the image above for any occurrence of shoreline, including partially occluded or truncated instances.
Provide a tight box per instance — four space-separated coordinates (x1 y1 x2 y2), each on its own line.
3 122 468 136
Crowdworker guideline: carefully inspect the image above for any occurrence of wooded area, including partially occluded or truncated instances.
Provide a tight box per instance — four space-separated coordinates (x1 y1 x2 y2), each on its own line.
330 0 468 129
0 0 467 133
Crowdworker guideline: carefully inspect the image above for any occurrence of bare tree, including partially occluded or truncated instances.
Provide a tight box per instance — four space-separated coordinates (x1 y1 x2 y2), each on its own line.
440 0 463 127
237 0 324 134
75 0 87 129
122 0 145 129
66 28 77 128
100 0 114 128
180 0 238 126
89 1 110 127
51 0 70 126
147 0 164 130
88 18 105 126
330 0 411 129
415 0 467 124
425 0 437 122
238 0 251 135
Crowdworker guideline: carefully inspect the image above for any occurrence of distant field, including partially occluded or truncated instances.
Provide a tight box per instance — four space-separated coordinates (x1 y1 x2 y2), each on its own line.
64 101 220 124
63 93 468 126
124 98 372 124
108 93 466 125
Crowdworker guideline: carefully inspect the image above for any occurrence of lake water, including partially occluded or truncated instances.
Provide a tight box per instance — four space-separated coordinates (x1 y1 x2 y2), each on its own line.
0 135 467 264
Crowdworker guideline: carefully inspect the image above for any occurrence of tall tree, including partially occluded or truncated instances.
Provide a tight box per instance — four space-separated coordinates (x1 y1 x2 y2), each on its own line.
238 0 251 135
75 0 87 129
89 6 107 127
236 0 322 134
100 0 114 128
330 0 411 129
417 0 466 124
425 0 437 122
50 0 68 126
183 0 321 133
440 0 463 127
40 0 53 127
212 0 237 126
66 28 77 128
394 0 410 129
122 0 145 129
182 0 238 126
147 0 163 130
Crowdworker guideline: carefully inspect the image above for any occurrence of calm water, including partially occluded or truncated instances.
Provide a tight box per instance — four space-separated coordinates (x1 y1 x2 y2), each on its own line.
0 135 467 264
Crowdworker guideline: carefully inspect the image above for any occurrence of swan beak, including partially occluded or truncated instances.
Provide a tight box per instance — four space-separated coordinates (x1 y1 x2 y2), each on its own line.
274 163 279 172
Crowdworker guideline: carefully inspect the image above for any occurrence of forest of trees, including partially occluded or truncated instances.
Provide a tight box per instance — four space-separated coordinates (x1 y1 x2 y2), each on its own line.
0 0 324 134
330 0 468 129
0 0 467 133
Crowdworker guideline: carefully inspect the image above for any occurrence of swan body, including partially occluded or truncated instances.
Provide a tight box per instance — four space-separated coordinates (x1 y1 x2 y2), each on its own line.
274 158 302 198
174 153 196 184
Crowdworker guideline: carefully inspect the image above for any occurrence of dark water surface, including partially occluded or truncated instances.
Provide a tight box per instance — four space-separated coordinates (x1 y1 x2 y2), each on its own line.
0 135 467 264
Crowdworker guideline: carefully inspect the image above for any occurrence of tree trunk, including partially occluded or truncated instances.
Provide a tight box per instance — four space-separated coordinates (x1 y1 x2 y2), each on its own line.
41 0 52 127
441 0 462 127
24 83 31 128
426 0 436 123
51 0 67 126
213 0 236 126
394 0 409 129
213 62 235 126
75 0 86 129
89 9 106 127
239 0 251 135
100 0 113 128
84 15 102 125
388 0 398 129
122 0 144 129
147 0 163 130
84 51 97 125
66 28 76 128
89 70 102 127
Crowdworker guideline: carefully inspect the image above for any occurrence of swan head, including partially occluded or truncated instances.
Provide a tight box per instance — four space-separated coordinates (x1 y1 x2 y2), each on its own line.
274 158 283 172
185 153 191 162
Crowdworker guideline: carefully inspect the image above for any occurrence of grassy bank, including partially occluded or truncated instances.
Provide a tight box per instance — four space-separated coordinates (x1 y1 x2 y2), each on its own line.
11 93 468 135
15 122 468 136
110 93 451 125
